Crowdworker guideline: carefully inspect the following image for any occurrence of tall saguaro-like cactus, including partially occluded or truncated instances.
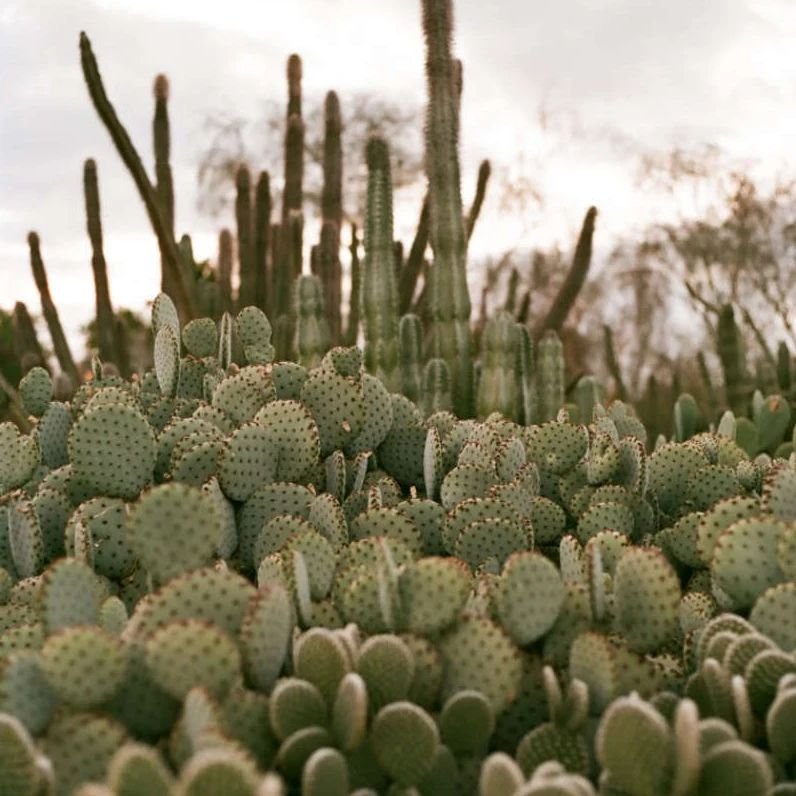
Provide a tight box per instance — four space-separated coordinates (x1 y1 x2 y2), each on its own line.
83 159 128 376
27 233 81 388
362 138 401 392
421 0 473 418
79 33 196 322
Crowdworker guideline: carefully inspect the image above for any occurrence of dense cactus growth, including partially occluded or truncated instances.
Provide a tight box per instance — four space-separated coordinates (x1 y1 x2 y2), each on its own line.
1 297 794 793
3 0 795 793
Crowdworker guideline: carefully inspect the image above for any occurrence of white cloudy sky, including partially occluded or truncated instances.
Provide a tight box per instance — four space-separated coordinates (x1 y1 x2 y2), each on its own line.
1 0 795 357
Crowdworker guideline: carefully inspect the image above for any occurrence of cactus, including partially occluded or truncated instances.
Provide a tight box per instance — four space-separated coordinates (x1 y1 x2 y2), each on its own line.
79 33 196 321
235 165 255 309
422 0 473 418
361 138 401 392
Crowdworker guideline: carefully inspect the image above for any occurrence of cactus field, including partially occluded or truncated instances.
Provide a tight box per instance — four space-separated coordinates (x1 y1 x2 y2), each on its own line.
0 0 795 794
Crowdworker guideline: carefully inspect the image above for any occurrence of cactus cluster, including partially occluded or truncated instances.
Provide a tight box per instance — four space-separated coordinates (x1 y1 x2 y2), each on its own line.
1 289 794 794
2 0 796 793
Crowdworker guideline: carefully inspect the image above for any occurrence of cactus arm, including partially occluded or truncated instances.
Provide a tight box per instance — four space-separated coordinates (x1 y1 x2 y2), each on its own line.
465 159 491 242
79 33 195 321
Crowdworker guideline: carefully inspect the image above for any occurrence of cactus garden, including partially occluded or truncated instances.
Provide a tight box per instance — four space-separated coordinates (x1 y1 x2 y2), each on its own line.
1 0 795 794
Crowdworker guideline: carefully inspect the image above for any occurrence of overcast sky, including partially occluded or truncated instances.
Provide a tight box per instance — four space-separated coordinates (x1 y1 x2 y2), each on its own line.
1 0 795 357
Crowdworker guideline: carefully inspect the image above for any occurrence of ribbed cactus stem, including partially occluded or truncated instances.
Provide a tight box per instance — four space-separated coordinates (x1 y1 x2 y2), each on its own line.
152 74 174 235
362 137 401 392
422 0 473 418
476 311 518 421
537 206 597 334
316 221 342 344
777 341 792 394
79 33 195 321
282 55 304 227
12 302 47 372
399 196 429 315
83 158 127 376
423 357 453 415
27 232 80 388
603 325 627 401
295 274 330 368
321 92 343 229
235 164 255 308
345 223 361 347
466 160 491 241
253 171 272 314
399 313 424 404
515 323 536 425
537 330 564 422
274 211 303 360
717 304 748 415
503 267 520 316
217 229 234 313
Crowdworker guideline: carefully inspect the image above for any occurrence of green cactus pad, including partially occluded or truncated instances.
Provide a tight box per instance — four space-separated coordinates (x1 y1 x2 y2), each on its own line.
0 652 57 734
685 465 740 511
370 701 440 786
36 401 72 469
212 366 276 426
145 619 241 700
526 496 567 545
766 685 796 764
526 422 588 475
106 742 174 796
282 529 337 600
695 498 761 568
614 547 680 653
127 483 221 584
347 373 394 455
749 582 796 650
439 689 494 755
237 482 313 569
124 567 255 646
357 634 414 712
595 694 673 796
399 556 470 635
711 518 787 609
182 318 218 358
218 423 278 501
43 712 127 796
271 361 308 400
154 324 181 397
19 366 52 417
576 501 634 544
40 558 105 633
495 551 565 646
40 625 127 708
658 511 703 568
647 442 707 517
439 615 523 713
68 404 156 499
0 423 40 492
236 306 275 361
308 493 349 552
439 465 498 511
301 369 365 457
274 724 333 782
0 713 44 796
350 507 423 556
7 499 43 579
269 677 328 740
301 747 349 796
697 739 773 796
252 399 320 482
764 466 796 522
775 523 796 582
455 516 530 570
479 752 525 796
177 746 260 796
293 627 351 706
332 671 368 751
516 723 590 778
239 582 293 692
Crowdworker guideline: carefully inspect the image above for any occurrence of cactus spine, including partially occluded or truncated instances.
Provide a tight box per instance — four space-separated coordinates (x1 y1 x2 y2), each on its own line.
422 0 473 418
362 138 401 392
